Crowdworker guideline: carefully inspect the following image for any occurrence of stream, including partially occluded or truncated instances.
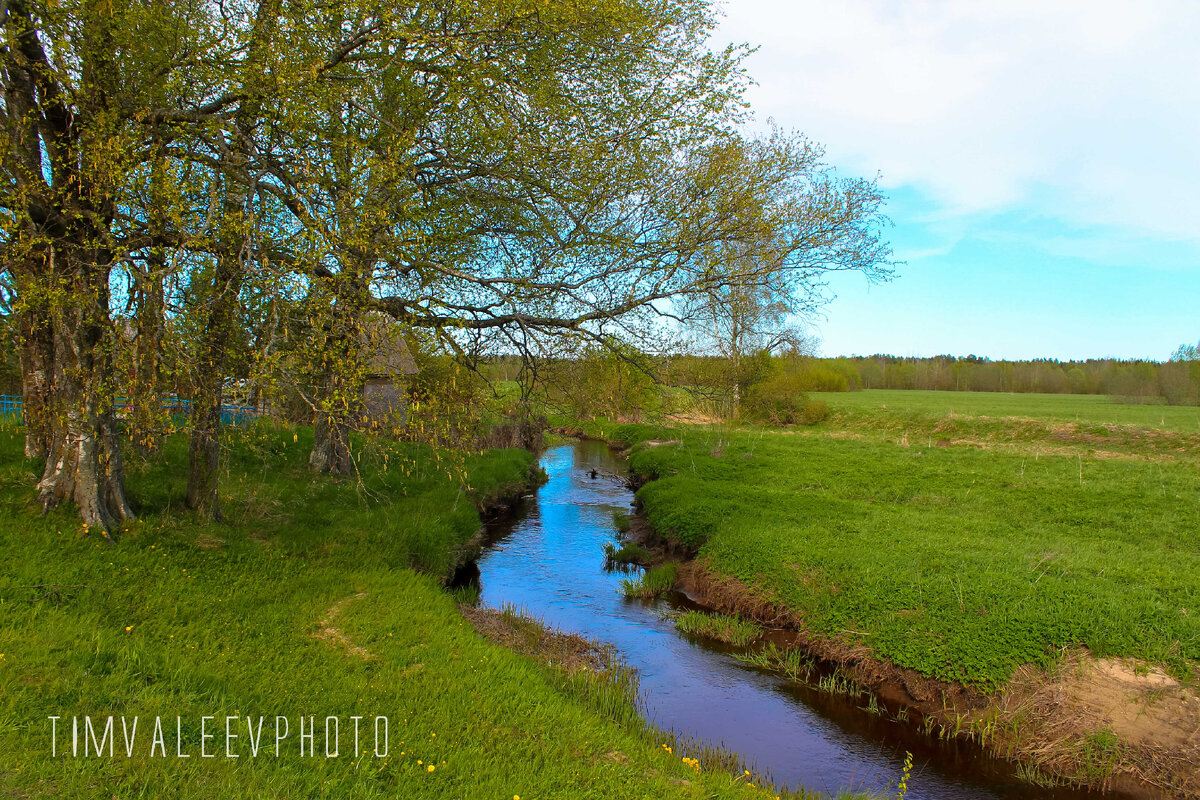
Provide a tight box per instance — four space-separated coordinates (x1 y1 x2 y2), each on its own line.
473 440 1116 799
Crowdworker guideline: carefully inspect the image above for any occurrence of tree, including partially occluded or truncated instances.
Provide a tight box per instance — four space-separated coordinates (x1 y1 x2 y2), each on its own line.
678 130 892 414
2 0 894 535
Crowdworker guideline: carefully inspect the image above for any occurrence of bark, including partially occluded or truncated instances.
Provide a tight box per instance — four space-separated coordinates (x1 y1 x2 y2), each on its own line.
184 0 278 518
185 254 244 519
4 0 133 534
309 409 354 475
16 295 54 458
307 318 359 477
35 244 134 534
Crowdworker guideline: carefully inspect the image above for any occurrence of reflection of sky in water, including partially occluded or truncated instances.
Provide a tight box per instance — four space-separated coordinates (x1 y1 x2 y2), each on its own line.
476 443 1110 800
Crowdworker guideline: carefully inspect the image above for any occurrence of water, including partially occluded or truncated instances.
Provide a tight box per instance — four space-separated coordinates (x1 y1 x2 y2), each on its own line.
474 441 1115 799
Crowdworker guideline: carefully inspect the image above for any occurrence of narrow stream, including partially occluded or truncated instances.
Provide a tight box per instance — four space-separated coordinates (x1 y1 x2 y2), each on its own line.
474 441 1114 800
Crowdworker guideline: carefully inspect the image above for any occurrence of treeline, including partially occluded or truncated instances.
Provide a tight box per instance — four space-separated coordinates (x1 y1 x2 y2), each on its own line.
748 354 1200 405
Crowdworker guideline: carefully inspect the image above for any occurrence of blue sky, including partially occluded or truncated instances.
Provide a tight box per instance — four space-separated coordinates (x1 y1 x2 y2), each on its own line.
715 0 1200 361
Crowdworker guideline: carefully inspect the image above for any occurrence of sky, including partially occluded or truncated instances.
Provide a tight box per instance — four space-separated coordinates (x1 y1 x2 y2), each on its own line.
714 0 1200 361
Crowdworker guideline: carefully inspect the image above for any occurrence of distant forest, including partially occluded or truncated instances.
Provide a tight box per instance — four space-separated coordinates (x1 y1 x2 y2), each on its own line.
755 352 1200 405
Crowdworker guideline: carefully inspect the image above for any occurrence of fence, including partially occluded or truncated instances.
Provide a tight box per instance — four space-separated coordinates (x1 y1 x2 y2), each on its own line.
0 396 263 427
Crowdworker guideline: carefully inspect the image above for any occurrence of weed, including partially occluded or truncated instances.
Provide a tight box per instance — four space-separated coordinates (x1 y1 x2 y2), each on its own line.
735 643 816 682
673 610 762 646
602 540 652 570
621 562 679 599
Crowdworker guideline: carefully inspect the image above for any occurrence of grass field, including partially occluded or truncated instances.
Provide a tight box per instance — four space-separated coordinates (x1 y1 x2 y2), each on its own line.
604 392 1200 691
815 389 1200 431
0 424 833 800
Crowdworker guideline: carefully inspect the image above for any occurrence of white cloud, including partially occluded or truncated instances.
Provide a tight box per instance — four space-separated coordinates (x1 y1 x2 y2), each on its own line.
715 0 1200 242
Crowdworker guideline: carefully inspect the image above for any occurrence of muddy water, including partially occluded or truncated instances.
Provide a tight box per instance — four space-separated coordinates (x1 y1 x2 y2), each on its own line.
474 441 1111 799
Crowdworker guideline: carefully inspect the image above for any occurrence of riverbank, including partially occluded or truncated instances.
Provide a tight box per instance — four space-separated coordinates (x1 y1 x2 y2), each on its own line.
565 398 1200 798
0 424 842 799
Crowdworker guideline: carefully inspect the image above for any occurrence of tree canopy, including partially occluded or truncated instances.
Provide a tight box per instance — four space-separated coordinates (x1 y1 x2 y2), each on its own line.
1 0 892 533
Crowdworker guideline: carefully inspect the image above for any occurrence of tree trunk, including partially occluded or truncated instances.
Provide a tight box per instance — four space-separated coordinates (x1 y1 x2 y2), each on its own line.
129 264 166 454
307 329 359 477
309 409 353 475
186 392 223 519
185 259 242 519
184 0 278 515
16 296 54 459
35 245 134 535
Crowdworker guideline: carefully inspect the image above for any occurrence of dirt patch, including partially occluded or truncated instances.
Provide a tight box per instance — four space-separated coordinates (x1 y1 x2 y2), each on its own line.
989 654 1200 797
460 605 616 673
675 559 1197 798
664 411 723 425
313 592 375 660
824 430 869 441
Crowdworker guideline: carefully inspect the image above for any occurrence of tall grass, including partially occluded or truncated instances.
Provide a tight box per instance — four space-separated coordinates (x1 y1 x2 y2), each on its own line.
620 562 678 599
673 610 762 646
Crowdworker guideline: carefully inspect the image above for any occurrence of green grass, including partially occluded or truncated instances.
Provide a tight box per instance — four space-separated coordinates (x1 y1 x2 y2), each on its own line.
0 423 836 800
602 541 652 569
673 611 762 647
605 397 1200 691
735 644 815 683
620 563 679 599
815 389 1200 432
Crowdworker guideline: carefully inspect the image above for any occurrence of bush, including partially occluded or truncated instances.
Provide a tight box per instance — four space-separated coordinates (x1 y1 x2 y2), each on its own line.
793 366 849 392
740 373 808 424
741 375 832 426
797 399 830 425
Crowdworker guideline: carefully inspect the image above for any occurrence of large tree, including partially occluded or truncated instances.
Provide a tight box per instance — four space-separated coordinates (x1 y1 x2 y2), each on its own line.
2 0 892 534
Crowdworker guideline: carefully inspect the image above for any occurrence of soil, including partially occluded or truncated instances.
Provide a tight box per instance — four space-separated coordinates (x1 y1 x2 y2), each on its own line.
313 591 375 660
459 605 617 673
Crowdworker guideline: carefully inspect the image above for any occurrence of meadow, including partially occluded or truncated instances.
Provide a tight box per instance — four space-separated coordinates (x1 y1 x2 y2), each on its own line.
0 424 834 800
814 389 1200 431
607 391 1200 691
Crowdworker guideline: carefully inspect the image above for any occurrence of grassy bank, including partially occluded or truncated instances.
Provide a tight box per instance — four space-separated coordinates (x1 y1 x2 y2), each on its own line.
584 392 1200 792
620 404 1199 689
0 424 837 799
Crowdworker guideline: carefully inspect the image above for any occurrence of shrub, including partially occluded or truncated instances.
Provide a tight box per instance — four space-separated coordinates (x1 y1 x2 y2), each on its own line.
797 399 830 425
740 373 808 424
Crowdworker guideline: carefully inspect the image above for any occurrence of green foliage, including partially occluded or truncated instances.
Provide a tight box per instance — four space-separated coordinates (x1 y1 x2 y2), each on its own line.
542 343 662 423
740 374 830 425
625 395 1200 690
789 365 851 393
741 373 809 424
673 611 762 646
797 400 831 425
805 353 1200 405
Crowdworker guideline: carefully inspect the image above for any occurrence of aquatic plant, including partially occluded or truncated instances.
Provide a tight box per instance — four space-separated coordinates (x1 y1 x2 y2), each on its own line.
673 610 761 646
621 562 678 599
